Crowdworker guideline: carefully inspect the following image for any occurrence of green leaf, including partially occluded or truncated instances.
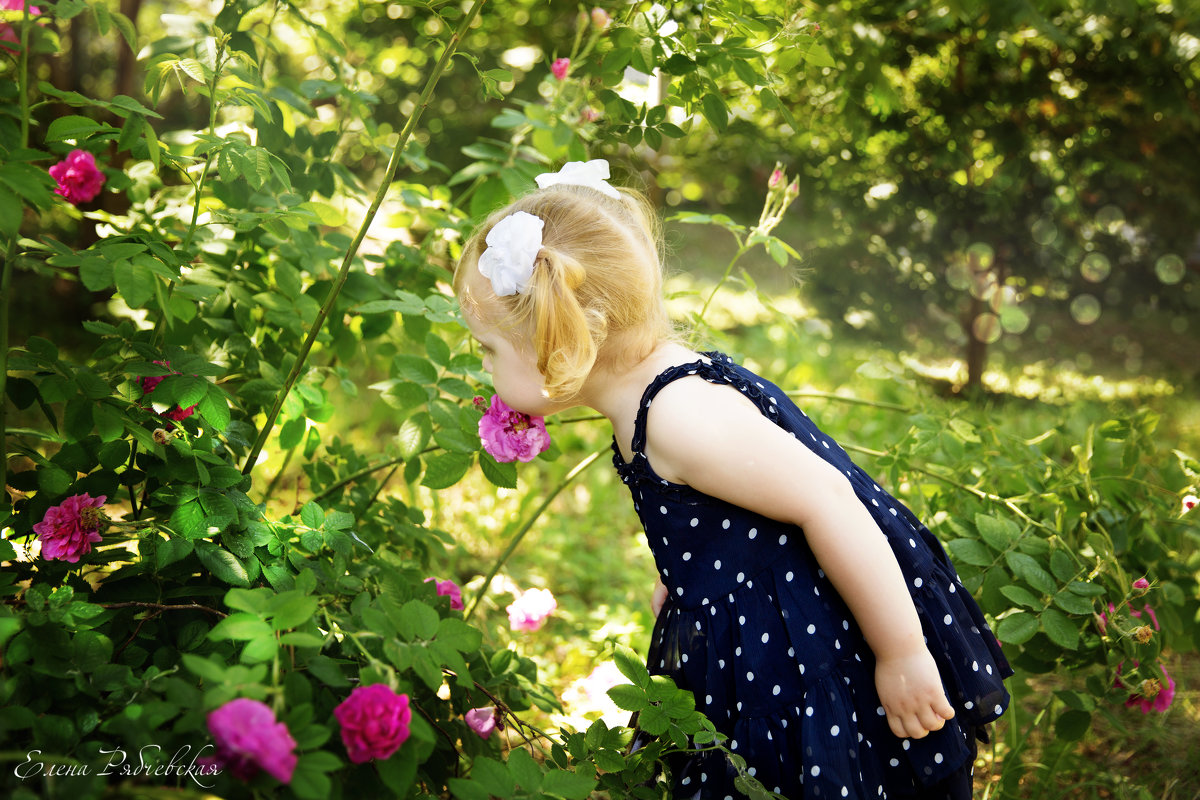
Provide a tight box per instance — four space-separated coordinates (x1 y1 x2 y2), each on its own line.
421 453 471 490
198 388 231 431
479 455 517 489
73 631 113 671
999 585 1041 609
606 683 649 712
470 758 515 799
1054 709 1092 741
975 514 1020 550
299 501 324 530
435 617 482 652
804 42 835 68
541 769 596 800
113 257 156 308
208 612 273 641
1040 607 1079 649
45 115 106 142
614 644 650 688
700 92 728 132
396 600 439 641
446 778 491 800
945 538 992 567
170 499 207 539
506 747 542 792
1052 591 1096 616
1006 552 1056 595
995 612 1039 645
195 542 251 586
269 591 320 630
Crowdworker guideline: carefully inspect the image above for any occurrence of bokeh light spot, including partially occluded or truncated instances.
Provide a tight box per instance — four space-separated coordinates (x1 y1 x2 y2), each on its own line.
1155 253 1185 284
1080 252 1110 282
1070 294 1101 325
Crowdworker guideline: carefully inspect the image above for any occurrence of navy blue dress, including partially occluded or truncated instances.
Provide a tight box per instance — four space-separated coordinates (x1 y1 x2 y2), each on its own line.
612 353 1011 800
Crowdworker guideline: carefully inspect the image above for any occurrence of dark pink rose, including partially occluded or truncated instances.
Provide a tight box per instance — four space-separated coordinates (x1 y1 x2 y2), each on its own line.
0 0 40 49
33 493 107 563
424 577 464 610
1115 662 1177 714
334 684 411 763
1132 578 1150 590
48 149 105 205
551 58 570 80
478 395 551 463
205 699 297 783
138 360 197 420
465 706 499 739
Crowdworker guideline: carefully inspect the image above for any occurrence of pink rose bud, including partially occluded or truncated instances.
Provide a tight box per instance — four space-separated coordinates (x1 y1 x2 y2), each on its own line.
768 167 784 190
424 577 464 610
334 684 412 763
506 587 557 632
551 58 570 81
786 179 800 199
478 394 551 463
591 7 611 28
465 706 500 739
1132 577 1150 590
138 359 198 421
814 23 821 33
1183 494 1198 514
33 493 107 563
48 149 106 205
204 698 297 783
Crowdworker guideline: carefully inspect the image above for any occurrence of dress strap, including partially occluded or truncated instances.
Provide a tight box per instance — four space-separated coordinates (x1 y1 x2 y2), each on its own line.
628 352 734 455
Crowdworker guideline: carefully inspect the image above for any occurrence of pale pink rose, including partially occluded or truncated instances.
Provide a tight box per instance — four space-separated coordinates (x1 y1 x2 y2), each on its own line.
33 493 107 563
425 577 464 610
0 0 40 48
204 699 297 783
335 684 412 763
478 395 551 463
465 706 499 739
507 587 557 631
138 359 197 420
551 58 570 81
590 7 611 28
48 149 106 205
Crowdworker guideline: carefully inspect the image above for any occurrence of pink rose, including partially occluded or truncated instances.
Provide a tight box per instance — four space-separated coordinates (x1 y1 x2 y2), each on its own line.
138 360 197 421
334 684 411 763
506 587 557 632
1116 662 1177 714
478 395 551 463
424 577 464 610
48 149 106 205
33 493 107 563
0 0 40 48
204 699 297 783
465 706 500 739
551 58 570 81
590 7 611 28
1132 578 1150 590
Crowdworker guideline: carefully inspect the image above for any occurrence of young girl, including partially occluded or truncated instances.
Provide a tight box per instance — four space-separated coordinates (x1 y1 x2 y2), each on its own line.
453 160 1011 800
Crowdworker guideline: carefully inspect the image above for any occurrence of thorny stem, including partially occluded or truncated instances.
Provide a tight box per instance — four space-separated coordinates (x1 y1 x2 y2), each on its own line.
241 0 490 477
464 447 605 622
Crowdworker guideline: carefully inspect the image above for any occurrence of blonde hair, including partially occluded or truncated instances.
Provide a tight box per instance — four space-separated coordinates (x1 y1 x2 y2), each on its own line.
454 183 672 401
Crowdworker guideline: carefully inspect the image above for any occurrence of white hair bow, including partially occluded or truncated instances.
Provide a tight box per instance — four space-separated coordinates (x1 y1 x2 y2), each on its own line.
534 159 620 199
478 211 544 296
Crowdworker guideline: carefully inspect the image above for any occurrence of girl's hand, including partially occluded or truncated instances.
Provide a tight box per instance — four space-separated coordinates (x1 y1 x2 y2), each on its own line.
874 647 956 740
651 577 668 616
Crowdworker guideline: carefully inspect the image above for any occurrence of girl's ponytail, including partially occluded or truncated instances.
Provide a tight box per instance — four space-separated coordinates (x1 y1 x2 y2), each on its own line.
530 247 606 400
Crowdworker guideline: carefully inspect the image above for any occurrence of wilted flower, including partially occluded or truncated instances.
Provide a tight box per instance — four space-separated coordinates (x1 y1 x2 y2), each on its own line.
33 493 107 563
424 577 464 610
590 7 611 28
507 587 557 631
204 699 297 783
48 149 106 205
551 57 570 81
1132 625 1154 644
138 360 197 421
1127 670 1176 714
334 684 412 763
465 706 500 739
0 0 40 48
478 395 551 463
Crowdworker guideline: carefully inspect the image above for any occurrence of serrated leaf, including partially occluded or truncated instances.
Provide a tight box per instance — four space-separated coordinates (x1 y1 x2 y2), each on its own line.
1040 607 1079 649
541 769 596 800
995 612 1039 645
435 617 482 653
606 683 648 712
421 452 471 490
614 645 650 688
479 455 517 489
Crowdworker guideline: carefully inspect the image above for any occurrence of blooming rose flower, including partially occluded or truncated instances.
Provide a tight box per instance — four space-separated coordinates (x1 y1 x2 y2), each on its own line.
551 57 570 80
506 587 557 631
33 493 107 563
425 577 464 610
590 7 611 28
48 149 106 205
138 360 197 420
204 699 297 783
465 706 500 739
478 395 551 463
334 684 412 763
0 0 40 48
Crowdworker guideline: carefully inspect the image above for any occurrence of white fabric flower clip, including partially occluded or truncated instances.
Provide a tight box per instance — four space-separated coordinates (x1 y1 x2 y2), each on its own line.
535 159 620 199
478 210 545 296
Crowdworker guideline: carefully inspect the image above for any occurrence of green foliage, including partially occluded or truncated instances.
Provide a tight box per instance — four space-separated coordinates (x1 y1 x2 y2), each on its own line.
2 1 1196 799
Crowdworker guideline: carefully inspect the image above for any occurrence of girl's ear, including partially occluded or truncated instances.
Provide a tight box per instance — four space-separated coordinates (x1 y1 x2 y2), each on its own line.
530 248 603 400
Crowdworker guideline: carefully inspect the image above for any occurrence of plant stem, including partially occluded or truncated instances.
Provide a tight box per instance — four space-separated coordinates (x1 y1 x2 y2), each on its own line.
464 447 604 622
1 12 32 503
692 241 748 343
241 0 490 476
